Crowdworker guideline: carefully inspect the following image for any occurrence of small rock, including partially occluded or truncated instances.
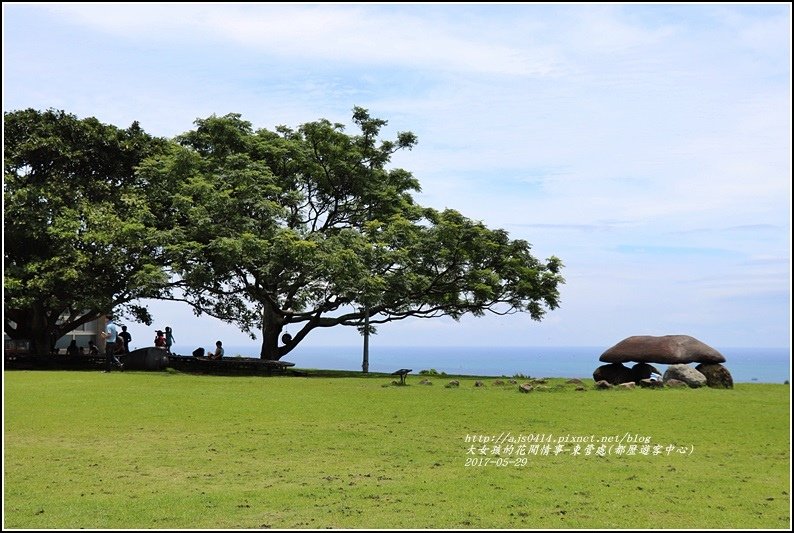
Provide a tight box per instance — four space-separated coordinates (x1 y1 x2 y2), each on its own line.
639 378 663 388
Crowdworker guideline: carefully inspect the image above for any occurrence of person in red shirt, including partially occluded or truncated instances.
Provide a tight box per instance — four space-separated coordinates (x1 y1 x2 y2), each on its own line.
154 330 166 349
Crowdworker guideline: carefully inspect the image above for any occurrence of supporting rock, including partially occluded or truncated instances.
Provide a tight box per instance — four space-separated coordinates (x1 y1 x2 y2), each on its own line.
593 363 634 385
694 363 734 389
663 364 707 388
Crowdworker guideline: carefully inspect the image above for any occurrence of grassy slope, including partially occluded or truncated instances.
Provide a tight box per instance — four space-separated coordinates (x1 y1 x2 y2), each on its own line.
3 370 790 529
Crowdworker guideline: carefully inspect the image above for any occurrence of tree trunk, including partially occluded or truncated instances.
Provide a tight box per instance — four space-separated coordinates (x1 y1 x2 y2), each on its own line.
28 306 55 355
31 331 54 356
259 304 284 361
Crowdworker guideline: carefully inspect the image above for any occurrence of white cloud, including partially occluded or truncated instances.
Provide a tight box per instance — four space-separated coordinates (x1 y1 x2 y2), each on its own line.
566 5 678 53
48 4 562 77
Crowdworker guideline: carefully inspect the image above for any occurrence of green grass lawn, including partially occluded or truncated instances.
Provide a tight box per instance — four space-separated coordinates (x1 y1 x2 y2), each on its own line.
3 370 790 529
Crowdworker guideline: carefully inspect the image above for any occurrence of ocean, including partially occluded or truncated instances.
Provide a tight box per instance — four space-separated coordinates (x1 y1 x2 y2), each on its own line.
170 344 791 384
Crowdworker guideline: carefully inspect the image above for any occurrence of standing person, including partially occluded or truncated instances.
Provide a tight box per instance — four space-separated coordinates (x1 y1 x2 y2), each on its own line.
208 340 224 360
119 325 132 354
100 314 124 372
164 326 175 354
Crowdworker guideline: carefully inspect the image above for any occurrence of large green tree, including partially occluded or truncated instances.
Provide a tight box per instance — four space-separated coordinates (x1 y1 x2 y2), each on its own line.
3 109 171 354
143 108 564 360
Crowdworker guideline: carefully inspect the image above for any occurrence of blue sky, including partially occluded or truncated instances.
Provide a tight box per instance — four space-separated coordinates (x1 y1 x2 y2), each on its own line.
3 3 791 350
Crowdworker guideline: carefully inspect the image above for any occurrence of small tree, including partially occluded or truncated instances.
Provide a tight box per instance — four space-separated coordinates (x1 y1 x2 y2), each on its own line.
3 109 171 354
142 108 564 360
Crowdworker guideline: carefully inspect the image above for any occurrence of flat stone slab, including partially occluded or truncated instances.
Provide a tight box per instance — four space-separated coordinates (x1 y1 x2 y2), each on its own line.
599 335 726 364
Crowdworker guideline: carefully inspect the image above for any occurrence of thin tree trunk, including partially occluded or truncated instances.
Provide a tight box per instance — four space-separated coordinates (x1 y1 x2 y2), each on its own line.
362 307 369 373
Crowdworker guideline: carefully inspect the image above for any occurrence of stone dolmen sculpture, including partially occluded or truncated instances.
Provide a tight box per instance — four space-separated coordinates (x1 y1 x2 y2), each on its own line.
593 335 733 388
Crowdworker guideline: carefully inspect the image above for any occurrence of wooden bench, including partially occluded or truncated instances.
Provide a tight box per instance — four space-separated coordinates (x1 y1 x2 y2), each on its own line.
391 368 412 385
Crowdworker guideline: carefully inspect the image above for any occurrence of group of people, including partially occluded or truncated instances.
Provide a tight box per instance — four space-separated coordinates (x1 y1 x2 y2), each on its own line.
152 326 224 360
117 321 223 360
99 314 226 373
153 326 175 353
100 315 127 372
192 341 225 360
62 322 132 366
65 339 99 357
65 339 104 356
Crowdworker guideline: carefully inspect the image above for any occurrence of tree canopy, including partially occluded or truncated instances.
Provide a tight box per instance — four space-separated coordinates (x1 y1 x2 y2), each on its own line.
3 109 170 354
140 107 564 359
4 107 563 359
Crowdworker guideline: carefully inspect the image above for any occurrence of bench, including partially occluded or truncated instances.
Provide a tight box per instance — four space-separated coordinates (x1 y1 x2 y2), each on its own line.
391 368 412 385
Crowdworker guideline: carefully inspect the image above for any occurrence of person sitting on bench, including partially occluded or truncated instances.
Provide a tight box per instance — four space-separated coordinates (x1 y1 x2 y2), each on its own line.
208 340 224 360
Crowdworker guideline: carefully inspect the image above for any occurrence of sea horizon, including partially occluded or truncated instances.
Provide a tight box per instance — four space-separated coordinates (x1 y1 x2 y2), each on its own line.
164 344 791 384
